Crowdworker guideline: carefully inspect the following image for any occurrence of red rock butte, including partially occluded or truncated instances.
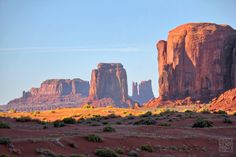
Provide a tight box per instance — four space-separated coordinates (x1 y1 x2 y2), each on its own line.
157 23 236 102
7 79 89 111
88 63 135 107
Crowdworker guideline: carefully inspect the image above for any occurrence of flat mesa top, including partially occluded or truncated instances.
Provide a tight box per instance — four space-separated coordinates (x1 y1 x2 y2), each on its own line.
97 63 123 69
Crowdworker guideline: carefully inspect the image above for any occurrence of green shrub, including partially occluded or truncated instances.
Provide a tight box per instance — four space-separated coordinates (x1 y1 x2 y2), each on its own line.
15 116 32 122
192 119 213 128
62 117 76 124
213 110 227 114
0 154 8 157
95 148 118 157
140 144 154 152
0 121 10 129
103 126 116 132
223 118 232 124
0 137 11 145
141 111 152 117
53 120 66 128
134 118 156 125
86 134 103 142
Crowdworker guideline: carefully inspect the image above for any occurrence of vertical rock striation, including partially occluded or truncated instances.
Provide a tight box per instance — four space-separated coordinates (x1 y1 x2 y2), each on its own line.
89 63 133 107
157 23 236 102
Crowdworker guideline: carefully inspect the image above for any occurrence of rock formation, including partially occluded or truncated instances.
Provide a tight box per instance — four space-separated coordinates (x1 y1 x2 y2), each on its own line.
157 23 236 102
209 88 236 112
132 82 139 101
89 63 133 107
8 79 89 106
132 80 154 104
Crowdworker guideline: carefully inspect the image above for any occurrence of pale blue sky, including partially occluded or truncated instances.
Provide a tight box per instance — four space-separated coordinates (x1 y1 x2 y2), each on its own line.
0 0 236 105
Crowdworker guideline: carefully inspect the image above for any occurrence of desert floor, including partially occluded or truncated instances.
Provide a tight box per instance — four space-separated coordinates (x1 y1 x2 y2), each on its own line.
0 107 236 157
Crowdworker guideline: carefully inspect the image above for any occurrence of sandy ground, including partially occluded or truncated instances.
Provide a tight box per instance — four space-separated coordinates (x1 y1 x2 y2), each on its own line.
0 107 236 157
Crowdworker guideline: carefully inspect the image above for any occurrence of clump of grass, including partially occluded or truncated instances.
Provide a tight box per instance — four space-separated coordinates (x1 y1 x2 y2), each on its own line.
8 109 16 113
126 115 135 120
114 147 124 154
95 148 118 157
0 137 11 145
86 134 103 142
102 121 109 125
68 142 78 148
134 118 156 125
33 111 40 114
184 110 193 113
107 114 119 119
103 126 116 132
0 121 10 129
89 122 101 126
15 116 32 122
51 110 56 113
128 150 139 157
62 117 76 124
141 111 152 117
223 118 232 124
82 104 94 109
35 148 65 157
53 120 66 128
91 115 102 121
116 121 122 125
213 110 227 114
200 109 211 114
0 154 8 157
140 144 154 152
158 122 171 126
192 118 213 128
159 109 177 116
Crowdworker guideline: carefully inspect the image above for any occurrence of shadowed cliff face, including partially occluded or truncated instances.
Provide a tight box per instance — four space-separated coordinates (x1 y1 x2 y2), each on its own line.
89 63 134 107
158 23 236 102
132 80 154 104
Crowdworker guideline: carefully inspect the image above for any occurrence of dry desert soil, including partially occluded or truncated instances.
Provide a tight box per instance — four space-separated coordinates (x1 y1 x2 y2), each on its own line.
0 107 236 157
